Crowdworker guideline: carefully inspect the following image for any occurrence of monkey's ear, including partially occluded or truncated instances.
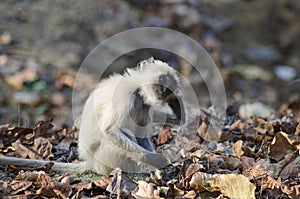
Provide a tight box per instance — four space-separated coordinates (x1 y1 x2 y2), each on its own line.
129 89 151 127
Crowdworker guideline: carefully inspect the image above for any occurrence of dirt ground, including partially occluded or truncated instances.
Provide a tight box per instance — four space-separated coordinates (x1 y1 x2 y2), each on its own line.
0 0 300 198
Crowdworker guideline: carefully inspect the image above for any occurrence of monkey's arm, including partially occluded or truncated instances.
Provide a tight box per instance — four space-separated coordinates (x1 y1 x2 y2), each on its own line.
104 127 168 168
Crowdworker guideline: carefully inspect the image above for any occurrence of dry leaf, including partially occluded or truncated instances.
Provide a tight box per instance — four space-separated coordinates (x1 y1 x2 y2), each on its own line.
157 126 172 145
280 156 300 180
204 174 256 199
261 175 281 189
197 116 221 141
185 163 204 178
269 131 296 161
232 140 244 158
5 68 36 90
11 180 33 195
32 137 53 160
106 168 137 197
94 177 112 190
11 139 34 158
36 187 57 198
223 156 242 170
281 184 300 199
189 171 215 192
183 190 196 199
132 181 160 199
74 182 93 192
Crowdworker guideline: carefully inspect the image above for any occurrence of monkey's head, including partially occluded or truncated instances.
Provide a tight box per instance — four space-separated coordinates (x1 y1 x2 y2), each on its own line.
126 58 185 125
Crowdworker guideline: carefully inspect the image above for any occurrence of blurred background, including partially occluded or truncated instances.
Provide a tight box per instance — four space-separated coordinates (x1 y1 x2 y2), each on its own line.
0 0 299 127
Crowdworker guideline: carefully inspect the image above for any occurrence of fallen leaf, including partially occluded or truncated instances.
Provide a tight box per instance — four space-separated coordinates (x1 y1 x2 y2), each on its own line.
36 187 57 198
11 139 34 158
165 183 183 198
281 184 300 199
10 180 33 195
32 137 53 160
94 177 112 190
280 156 300 180
197 116 222 141
106 168 137 197
204 174 256 199
157 126 172 145
185 163 204 178
232 140 244 158
132 181 160 199
183 190 196 199
189 171 215 192
223 156 242 170
268 131 296 161
261 175 281 189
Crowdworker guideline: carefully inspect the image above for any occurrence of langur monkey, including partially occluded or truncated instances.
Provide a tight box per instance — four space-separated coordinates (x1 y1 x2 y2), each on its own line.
78 58 185 175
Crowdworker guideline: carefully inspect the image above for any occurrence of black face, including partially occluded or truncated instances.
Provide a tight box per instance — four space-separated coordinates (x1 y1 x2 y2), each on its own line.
154 74 185 124
155 74 177 100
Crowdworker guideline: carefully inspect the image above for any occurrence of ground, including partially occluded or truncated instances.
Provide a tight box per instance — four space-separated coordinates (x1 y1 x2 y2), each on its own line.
0 0 299 198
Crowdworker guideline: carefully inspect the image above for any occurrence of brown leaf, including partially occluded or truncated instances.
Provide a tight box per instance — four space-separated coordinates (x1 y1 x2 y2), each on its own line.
157 126 172 145
280 156 300 180
0 126 33 148
74 182 93 192
241 157 271 178
33 120 54 138
197 116 222 141
11 139 35 158
223 156 242 170
268 131 296 161
10 180 33 195
232 140 244 158
189 171 215 192
32 137 53 160
185 163 204 178
5 68 36 90
94 177 112 190
16 170 43 181
166 183 183 198
183 190 196 199
261 175 281 190
36 187 57 198
35 172 54 188
281 184 300 199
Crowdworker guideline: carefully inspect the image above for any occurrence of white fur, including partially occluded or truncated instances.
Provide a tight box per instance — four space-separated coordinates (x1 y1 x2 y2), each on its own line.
77 58 180 174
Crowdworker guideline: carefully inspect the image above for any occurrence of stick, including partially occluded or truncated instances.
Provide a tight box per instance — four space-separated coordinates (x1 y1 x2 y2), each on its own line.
0 156 86 172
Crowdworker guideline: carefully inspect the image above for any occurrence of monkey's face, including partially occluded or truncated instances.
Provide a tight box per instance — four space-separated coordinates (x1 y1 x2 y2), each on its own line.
152 73 185 125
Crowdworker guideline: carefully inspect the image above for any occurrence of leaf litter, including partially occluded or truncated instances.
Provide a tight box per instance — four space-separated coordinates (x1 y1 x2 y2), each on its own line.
0 99 299 198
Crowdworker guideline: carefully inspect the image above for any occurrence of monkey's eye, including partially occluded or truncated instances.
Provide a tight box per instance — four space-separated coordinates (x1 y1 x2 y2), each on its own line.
160 85 167 93
155 84 172 100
